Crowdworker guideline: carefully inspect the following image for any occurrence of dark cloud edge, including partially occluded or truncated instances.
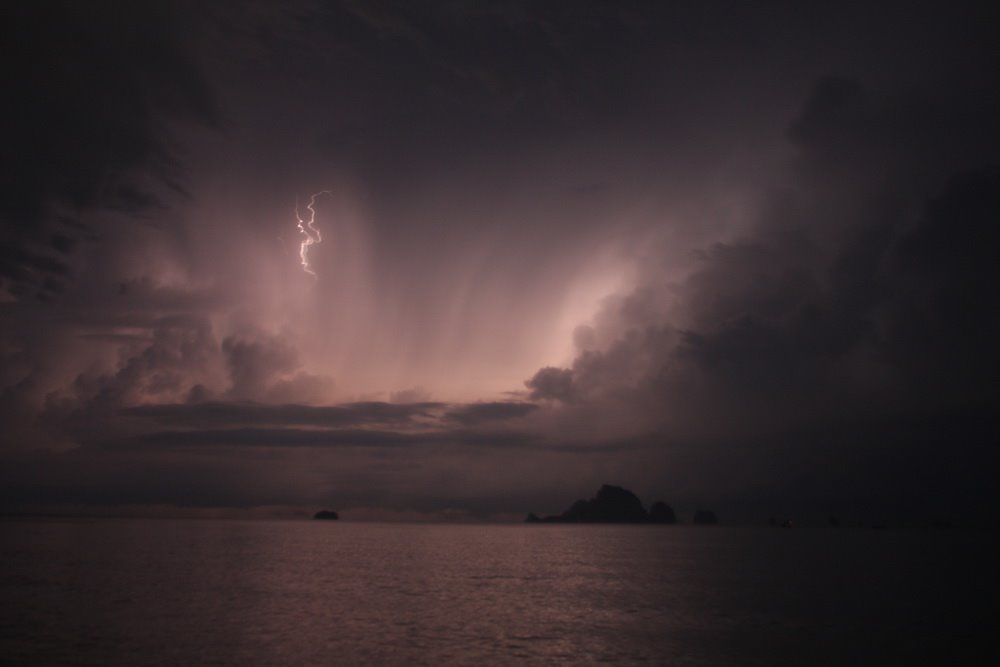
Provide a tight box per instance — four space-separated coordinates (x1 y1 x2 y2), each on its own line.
118 399 540 428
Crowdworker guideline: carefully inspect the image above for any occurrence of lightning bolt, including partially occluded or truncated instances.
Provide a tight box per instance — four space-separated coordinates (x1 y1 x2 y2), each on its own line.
296 190 332 277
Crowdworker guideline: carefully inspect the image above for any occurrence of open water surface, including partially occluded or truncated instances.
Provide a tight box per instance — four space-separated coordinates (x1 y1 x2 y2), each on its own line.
0 520 992 665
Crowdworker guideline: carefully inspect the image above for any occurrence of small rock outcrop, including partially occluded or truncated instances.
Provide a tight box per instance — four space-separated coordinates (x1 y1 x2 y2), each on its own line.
313 510 340 520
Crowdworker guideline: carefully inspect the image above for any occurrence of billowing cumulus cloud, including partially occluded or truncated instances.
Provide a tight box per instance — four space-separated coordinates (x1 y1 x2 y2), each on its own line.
521 76 1000 519
1 2 997 521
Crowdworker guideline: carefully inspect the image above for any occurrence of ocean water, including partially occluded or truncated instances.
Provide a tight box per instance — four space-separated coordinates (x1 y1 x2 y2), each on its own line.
0 520 991 665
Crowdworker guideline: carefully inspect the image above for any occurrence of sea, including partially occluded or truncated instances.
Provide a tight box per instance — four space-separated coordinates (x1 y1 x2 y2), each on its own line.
0 520 992 665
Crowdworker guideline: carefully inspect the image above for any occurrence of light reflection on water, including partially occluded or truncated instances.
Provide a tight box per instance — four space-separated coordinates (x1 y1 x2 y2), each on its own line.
0 520 989 665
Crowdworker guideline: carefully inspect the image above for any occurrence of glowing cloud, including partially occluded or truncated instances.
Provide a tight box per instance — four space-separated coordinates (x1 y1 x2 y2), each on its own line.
296 190 332 277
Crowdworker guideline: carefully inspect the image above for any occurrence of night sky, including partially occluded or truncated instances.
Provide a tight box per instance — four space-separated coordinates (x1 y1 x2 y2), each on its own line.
2 1 997 522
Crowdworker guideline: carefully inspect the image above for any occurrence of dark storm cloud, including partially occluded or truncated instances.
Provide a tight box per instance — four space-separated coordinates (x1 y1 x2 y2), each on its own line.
120 401 538 429
48 234 79 254
525 367 576 402
34 322 344 450
222 333 300 400
442 401 538 425
114 399 552 451
121 401 538 428
0 245 72 300
293 0 814 202
670 81 1000 407
885 167 1000 399
523 74 1000 518
313 0 646 155
64 281 228 330
218 330 338 404
125 422 634 455
40 315 220 444
121 400 446 429
137 427 422 449
527 327 678 405
0 1 218 299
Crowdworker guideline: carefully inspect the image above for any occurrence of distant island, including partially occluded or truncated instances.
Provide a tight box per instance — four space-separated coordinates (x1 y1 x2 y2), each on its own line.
693 509 718 525
313 510 340 520
525 485 709 524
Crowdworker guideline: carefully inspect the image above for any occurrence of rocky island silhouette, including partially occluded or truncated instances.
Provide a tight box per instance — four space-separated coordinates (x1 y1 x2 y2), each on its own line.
525 485 705 524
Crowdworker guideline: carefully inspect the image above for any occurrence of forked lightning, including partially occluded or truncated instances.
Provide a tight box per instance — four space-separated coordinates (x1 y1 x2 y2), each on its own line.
296 190 332 277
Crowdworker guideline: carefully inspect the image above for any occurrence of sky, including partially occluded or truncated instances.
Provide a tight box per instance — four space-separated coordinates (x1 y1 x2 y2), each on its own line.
2 1 997 522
